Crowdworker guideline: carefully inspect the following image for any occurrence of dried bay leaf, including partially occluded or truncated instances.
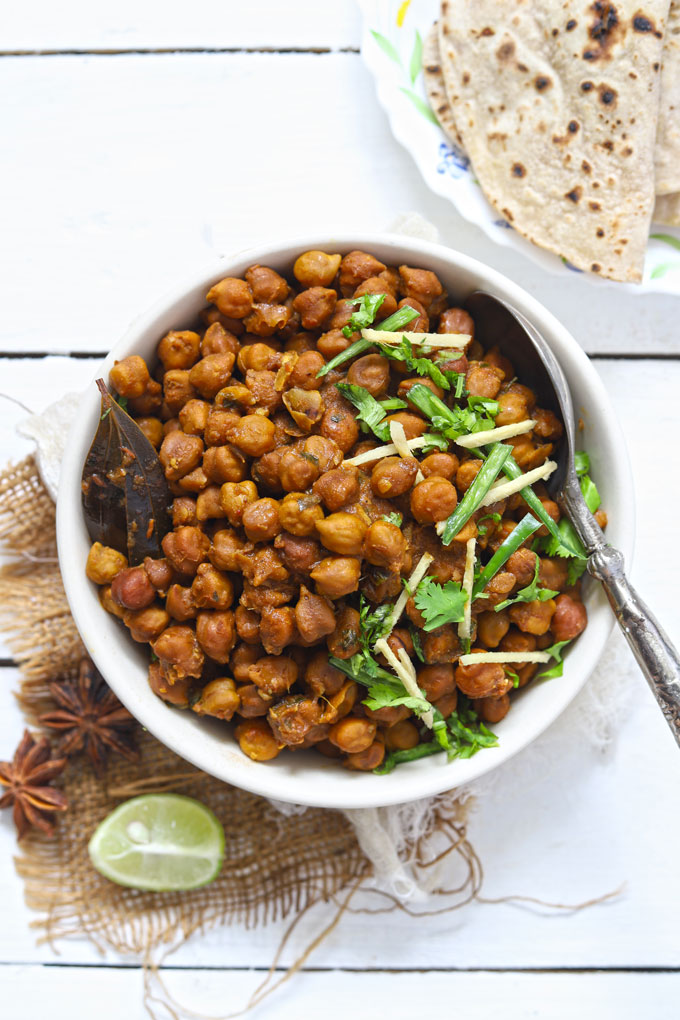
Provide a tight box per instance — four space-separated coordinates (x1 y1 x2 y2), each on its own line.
81 380 172 564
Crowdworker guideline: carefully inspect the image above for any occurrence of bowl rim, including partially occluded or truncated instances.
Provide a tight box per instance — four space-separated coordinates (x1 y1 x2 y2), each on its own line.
56 232 635 809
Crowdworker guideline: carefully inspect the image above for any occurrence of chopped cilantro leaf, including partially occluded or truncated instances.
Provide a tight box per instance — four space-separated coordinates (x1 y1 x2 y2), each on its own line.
537 639 572 680
335 382 390 441
574 450 590 476
409 625 425 662
414 576 468 631
342 293 386 338
379 397 408 412
494 559 559 612
380 512 403 528
477 511 501 537
580 473 601 513
376 336 465 392
567 558 588 587
505 669 520 688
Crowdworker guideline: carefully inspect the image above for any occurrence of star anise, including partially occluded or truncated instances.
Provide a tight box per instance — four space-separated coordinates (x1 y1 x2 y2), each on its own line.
39 657 139 778
0 730 68 839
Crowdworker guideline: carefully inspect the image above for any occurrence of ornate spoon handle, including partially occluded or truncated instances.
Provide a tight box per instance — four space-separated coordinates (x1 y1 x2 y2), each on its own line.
587 544 680 744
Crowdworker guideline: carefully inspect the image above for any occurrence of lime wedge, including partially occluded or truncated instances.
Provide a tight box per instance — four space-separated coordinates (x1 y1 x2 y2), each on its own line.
88 794 225 891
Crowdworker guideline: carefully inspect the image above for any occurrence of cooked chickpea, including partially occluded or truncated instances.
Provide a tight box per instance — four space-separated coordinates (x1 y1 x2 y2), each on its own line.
410 476 458 524
158 330 201 370
124 605 171 643
195 486 225 522
509 598 556 636
195 609 236 663
110 566 156 611
353 277 397 319
235 718 282 761
320 404 359 452
473 694 511 724
278 447 320 492
292 287 337 330
310 556 361 599
417 663 455 702
551 594 587 642
206 277 253 319
235 683 272 718
86 542 128 585
347 354 390 397
209 528 253 571
259 606 296 655
219 481 258 527
201 321 240 357
398 265 443 311
242 497 281 543
136 416 164 448
477 609 510 648
420 452 459 480
245 264 289 303
204 409 241 447
312 466 360 511
162 526 210 578
229 414 276 456
371 456 419 499
329 716 376 754
344 739 385 771
128 379 163 417
279 492 324 536
339 250 386 295
203 445 247 485
172 497 198 528
295 585 336 643
287 350 325 390
293 250 342 288
315 512 367 556
109 355 150 398
163 369 196 414
193 678 240 721
235 605 262 644
159 431 204 482
385 720 420 752
190 563 234 609
178 399 210 436
304 649 345 697
438 307 474 337
362 520 407 571
384 412 427 440
166 584 198 622
243 303 290 337
147 662 192 707
152 625 205 682
455 654 512 699
248 654 298 696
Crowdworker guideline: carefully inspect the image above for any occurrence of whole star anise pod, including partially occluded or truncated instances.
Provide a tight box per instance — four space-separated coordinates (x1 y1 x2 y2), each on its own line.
39 657 139 778
0 730 68 839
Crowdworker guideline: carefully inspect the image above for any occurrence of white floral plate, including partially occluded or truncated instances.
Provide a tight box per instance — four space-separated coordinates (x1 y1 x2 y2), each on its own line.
359 0 680 293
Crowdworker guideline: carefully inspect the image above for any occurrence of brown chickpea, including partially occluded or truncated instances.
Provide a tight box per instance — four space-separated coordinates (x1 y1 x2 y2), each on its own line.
423 624 460 664
320 404 360 453
192 678 240 721
206 277 253 319
248 654 298 696
158 330 201 370
230 642 264 681
346 354 391 397
209 528 253 571
158 432 204 482
317 328 352 360
259 606 296 656
195 609 236 663
398 376 444 406
268 697 325 747
136 416 164 448
364 704 410 726
397 296 428 333
473 694 511 724
339 251 386 295
417 663 455 702
410 476 458 524
362 520 407 571
195 486 226 522
420 452 459 480
456 459 483 493
353 277 397 319
455 653 512 699
235 719 282 761
243 303 290 337
235 683 272 718
109 355 150 398
219 480 258 527
344 739 385 771
551 594 588 642
287 350 325 390
466 362 504 399
329 716 376 754
312 466 360 511
433 690 458 719
216 383 255 410
278 447 320 492
166 584 198 622
110 566 156 611
320 679 359 724
235 605 261 644
538 557 569 592
371 456 419 499
295 585 336 643
241 497 281 543
187 353 235 400
293 250 342 288
86 542 128 585
178 399 210 436
385 720 420 752
177 466 210 494
477 609 510 649
384 412 427 440
147 662 192 707
245 264 289 303
163 370 196 413
128 378 163 417
303 435 343 472
279 492 324 537
228 414 276 456
310 556 361 599
203 445 247 485
204 409 241 447
162 526 210 578
124 605 171 643
315 512 367 556
495 391 529 427
304 649 346 697
172 497 198 528
398 265 443 311
292 287 337 330
509 598 556 636
190 563 234 609
152 625 205 682
143 556 174 592
438 307 474 337
237 342 281 374
201 321 240 357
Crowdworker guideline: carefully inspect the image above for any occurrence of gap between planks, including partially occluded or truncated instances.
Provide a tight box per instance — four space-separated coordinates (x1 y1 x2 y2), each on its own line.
0 963 678 973
0 47 360 57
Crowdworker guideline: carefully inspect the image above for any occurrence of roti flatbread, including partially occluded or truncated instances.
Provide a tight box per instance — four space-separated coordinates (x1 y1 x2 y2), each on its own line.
655 0 680 193
422 22 464 147
437 0 670 282
653 191 680 223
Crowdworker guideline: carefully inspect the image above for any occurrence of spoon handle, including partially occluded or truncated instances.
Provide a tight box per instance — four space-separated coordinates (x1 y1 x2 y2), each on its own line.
587 544 680 745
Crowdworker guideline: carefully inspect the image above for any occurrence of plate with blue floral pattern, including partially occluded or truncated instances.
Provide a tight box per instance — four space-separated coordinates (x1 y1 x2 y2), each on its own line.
359 0 680 293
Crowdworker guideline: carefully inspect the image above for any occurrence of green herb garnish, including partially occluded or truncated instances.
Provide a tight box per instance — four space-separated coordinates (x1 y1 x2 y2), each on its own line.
414 577 468 631
335 382 391 441
381 512 403 528
316 304 420 378
537 639 572 680
477 511 501 537
472 513 542 598
374 698 498 773
440 443 512 545
342 293 386 339
376 335 464 392
494 558 559 613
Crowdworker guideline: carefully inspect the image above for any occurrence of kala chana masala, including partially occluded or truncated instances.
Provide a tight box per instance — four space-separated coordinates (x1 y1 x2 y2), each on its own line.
83 248 605 774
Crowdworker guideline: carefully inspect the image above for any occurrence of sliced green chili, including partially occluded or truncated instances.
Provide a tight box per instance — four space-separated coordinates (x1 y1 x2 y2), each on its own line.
440 443 512 545
472 512 541 598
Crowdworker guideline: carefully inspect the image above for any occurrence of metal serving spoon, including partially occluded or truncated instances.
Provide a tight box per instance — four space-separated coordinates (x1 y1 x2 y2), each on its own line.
467 291 680 745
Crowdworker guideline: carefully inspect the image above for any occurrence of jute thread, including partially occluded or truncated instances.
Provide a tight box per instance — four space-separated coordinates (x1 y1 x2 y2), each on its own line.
0 457 620 1018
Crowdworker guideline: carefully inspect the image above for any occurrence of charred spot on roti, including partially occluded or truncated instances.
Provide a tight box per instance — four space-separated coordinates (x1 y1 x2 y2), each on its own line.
511 162 526 177
589 201 602 210
517 62 529 72
568 120 580 133
552 27 559 36
501 207 515 222
480 27 495 36
582 1 621 60
534 75 552 90
582 160 592 173
566 19 578 30
497 40 515 61
632 13 662 37
565 187 582 203
462 72 471 84
426 64 441 74
591 263 602 272
581 80 594 91
602 139 614 151
599 85 618 105
653 62 660 71
596 228 605 236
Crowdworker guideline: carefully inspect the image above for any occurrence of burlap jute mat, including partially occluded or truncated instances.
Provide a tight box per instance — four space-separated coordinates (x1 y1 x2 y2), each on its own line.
2 456 493 1017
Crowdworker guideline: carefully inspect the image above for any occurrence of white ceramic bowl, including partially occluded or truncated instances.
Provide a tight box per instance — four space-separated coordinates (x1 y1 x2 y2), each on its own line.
57 233 635 809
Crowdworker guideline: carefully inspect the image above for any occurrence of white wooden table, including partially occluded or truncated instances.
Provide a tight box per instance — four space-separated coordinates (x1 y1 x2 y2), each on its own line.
1 4 679 1017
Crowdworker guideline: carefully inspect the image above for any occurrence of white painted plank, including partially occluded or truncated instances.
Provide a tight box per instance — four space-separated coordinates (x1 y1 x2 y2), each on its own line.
1 965 679 1020
2 1 361 51
0 54 678 356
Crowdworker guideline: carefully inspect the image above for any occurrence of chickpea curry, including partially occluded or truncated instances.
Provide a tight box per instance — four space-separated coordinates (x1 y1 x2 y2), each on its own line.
83 248 606 774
